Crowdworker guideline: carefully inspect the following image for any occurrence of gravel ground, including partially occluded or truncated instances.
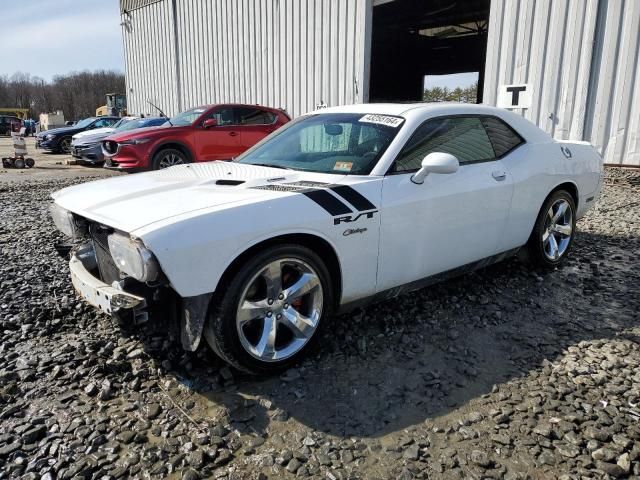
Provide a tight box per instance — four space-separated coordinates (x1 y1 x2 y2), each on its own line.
0 167 639 479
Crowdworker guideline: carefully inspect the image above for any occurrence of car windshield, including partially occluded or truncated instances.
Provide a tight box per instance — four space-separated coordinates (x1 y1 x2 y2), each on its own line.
171 107 206 126
236 113 403 175
110 118 131 129
115 118 166 132
74 118 95 129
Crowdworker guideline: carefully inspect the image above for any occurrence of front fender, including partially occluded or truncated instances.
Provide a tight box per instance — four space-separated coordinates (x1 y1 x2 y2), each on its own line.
134 190 380 303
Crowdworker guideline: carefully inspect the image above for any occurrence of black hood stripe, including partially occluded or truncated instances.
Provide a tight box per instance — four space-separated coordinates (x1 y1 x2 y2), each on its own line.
329 185 376 211
302 190 353 216
252 181 377 216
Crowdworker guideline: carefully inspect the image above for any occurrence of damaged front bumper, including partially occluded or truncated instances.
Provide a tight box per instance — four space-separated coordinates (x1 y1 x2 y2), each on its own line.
68 242 212 351
70 243 148 323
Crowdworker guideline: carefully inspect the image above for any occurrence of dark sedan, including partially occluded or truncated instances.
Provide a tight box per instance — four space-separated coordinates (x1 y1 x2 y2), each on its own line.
36 116 119 153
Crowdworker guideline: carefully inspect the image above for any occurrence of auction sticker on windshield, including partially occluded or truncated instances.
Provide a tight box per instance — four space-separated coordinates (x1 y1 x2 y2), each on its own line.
334 161 353 172
359 114 404 128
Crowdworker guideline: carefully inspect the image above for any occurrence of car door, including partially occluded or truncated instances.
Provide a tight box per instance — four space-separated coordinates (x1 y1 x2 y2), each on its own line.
194 106 242 161
377 115 514 292
236 107 279 152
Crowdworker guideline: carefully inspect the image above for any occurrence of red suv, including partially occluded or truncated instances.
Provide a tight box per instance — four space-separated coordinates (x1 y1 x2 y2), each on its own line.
102 104 290 171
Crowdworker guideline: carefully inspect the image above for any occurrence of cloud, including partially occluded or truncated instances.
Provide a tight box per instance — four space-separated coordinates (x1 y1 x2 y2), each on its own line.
1 0 124 80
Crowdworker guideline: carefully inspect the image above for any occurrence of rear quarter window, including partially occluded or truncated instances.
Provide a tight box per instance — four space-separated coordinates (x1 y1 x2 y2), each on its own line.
480 117 525 158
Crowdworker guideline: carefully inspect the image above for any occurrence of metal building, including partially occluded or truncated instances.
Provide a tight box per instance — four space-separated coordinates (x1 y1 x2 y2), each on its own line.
120 0 640 166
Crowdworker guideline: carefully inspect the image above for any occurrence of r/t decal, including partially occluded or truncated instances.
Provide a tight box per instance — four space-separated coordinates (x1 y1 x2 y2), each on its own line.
334 211 377 225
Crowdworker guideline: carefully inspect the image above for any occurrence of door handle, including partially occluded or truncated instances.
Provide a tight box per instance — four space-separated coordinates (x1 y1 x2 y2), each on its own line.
229 131 238 137
492 170 507 181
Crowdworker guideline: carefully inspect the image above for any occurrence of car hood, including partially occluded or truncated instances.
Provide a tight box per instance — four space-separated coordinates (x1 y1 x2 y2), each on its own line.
39 126 79 137
73 127 114 141
105 123 177 142
52 162 347 233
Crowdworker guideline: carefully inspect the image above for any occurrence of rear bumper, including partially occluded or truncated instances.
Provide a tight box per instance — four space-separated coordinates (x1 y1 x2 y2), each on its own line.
70 243 148 322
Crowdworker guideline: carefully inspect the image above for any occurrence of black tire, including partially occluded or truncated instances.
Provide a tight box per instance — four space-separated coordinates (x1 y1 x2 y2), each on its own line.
525 190 576 268
14 158 25 169
203 244 335 375
58 136 72 154
25 158 35 168
152 148 189 170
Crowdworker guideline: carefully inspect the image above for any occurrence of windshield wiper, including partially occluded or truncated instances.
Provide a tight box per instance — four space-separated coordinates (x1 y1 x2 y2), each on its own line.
249 163 295 170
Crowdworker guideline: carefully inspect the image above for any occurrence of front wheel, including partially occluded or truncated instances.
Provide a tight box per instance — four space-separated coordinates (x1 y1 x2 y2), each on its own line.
204 244 334 375
152 148 188 170
58 136 72 154
525 190 576 268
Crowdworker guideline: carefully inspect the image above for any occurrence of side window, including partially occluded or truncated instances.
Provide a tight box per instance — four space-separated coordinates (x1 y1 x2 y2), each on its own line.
393 117 495 172
480 117 524 157
209 107 236 126
236 107 273 125
93 119 111 128
263 111 277 124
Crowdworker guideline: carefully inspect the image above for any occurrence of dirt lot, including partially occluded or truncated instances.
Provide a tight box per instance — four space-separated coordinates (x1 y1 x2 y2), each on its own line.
0 151 638 479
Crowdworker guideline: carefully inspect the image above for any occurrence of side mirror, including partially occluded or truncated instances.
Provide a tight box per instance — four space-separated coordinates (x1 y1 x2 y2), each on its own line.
202 118 218 129
411 152 459 184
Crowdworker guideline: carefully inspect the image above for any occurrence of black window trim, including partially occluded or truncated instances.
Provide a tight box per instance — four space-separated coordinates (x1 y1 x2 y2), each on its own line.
385 113 526 175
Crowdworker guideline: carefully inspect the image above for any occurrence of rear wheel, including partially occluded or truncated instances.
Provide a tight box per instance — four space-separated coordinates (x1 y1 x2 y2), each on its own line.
525 190 576 268
152 148 189 170
204 244 334 375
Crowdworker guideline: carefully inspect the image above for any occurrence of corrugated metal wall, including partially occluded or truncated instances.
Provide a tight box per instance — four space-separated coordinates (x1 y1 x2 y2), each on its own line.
484 0 640 166
584 0 640 166
122 0 370 118
121 0 180 116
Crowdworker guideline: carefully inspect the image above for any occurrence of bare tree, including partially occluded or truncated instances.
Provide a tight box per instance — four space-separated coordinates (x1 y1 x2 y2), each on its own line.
0 70 125 120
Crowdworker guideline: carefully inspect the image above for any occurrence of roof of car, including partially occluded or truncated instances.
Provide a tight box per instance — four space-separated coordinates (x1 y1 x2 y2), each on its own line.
315 102 509 117
311 102 551 143
191 103 284 112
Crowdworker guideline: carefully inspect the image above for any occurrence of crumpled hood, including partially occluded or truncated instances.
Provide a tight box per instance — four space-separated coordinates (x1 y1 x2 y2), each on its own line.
52 162 344 232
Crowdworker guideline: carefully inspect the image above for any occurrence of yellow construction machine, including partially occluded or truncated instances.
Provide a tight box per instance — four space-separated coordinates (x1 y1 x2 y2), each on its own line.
96 93 127 116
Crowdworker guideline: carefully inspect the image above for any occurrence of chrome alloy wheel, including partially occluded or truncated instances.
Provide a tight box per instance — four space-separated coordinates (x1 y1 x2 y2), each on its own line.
158 152 185 168
542 198 573 261
236 258 323 362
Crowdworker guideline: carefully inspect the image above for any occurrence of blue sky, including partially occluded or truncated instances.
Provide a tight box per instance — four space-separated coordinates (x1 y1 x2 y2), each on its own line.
1 0 124 80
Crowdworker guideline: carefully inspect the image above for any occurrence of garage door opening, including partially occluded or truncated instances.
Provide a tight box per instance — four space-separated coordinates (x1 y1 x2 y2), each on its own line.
368 0 490 104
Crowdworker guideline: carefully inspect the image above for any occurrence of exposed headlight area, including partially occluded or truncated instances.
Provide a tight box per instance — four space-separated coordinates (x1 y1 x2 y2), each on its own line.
45 134 55 140
49 203 87 240
107 233 159 282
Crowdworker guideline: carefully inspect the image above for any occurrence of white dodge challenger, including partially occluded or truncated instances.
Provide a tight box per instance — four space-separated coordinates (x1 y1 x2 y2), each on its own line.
50 103 603 374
